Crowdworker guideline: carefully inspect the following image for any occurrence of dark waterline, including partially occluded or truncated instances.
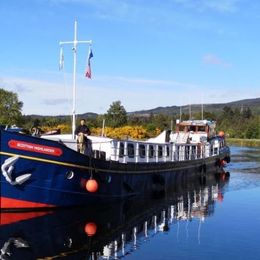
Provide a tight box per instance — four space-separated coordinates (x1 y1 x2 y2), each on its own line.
0 146 260 259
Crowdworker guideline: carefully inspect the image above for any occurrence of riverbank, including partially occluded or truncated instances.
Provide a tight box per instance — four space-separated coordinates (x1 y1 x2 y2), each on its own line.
226 138 260 147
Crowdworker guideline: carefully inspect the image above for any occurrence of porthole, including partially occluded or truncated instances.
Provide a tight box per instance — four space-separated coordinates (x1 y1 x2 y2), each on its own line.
66 170 74 179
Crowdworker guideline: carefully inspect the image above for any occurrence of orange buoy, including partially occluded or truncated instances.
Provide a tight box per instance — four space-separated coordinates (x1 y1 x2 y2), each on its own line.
84 222 97 236
218 131 225 137
86 179 98 193
217 192 223 202
220 159 227 166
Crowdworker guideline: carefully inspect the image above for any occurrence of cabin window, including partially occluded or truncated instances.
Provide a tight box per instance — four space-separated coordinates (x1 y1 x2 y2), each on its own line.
188 126 196 132
139 144 146 158
119 142 124 158
127 143 135 158
158 146 163 158
149 145 155 158
198 126 205 132
166 146 170 157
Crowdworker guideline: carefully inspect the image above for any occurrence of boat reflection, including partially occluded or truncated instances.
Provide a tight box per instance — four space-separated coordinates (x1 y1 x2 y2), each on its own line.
0 172 229 259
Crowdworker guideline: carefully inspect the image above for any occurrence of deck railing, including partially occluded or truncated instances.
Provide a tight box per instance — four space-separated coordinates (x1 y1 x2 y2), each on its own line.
102 140 220 163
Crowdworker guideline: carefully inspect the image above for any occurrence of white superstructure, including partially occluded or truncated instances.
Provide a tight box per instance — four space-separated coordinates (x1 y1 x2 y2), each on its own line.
42 119 225 164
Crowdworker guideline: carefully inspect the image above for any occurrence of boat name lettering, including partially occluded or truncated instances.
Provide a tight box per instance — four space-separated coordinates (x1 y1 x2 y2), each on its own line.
8 140 63 156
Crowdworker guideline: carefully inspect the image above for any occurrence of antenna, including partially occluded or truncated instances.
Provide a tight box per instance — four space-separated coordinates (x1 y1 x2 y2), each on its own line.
59 21 92 139
201 94 204 120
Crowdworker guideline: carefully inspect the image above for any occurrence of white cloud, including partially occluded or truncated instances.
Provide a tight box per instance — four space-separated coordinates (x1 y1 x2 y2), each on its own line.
48 0 240 13
45 0 239 26
203 54 232 68
2 76 71 115
42 98 69 105
40 0 245 37
2 72 258 116
46 0 139 21
173 0 240 13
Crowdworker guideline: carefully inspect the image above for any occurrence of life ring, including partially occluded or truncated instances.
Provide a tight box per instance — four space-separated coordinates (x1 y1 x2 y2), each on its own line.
31 127 41 136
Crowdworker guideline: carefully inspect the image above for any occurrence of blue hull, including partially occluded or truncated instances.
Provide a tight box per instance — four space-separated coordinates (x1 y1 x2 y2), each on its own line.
0 130 230 210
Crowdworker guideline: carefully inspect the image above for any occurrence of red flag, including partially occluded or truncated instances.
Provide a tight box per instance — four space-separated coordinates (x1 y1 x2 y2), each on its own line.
85 48 93 79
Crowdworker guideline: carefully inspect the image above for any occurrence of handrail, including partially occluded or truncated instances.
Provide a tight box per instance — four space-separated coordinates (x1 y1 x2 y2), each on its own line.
105 140 220 163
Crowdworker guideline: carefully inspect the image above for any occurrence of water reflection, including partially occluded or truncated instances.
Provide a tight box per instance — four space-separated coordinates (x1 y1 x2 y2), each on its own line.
0 173 229 260
231 146 260 165
224 146 260 193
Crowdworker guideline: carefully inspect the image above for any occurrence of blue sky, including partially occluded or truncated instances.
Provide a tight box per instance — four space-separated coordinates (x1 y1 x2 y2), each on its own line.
1 0 260 115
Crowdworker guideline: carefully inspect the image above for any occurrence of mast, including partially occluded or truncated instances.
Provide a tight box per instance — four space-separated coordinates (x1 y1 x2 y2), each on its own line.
59 21 92 139
101 118 106 137
72 21 77 140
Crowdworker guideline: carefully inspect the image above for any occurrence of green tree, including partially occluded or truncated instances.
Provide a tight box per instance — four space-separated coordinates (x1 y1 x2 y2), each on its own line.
203 111 216 121
222 106 234 119
242 107 252 119
0 88 23 125
105 101 127 127
153 114 171 129
245 119 260 139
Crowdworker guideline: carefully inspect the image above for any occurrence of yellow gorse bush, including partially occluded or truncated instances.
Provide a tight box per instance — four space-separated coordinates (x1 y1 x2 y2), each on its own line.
41 124 71 134
40 124 162 139
92 125 153 140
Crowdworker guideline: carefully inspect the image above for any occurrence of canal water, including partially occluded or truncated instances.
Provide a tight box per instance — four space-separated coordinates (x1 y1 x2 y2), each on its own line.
0 146 260 260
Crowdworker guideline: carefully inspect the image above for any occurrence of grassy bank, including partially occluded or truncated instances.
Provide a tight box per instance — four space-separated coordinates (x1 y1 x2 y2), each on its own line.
226 138 260 147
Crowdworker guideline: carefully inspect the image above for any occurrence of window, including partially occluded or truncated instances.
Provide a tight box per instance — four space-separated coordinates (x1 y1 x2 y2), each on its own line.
127 143 135 158
158 146 163 158
188 126 196 132
166 146 170 157
149 145 155 158
119 142 124 158
139 144 146 158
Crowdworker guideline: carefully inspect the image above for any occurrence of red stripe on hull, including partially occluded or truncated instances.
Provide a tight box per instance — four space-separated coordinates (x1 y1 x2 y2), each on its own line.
0 197 56 209
0 211 51 226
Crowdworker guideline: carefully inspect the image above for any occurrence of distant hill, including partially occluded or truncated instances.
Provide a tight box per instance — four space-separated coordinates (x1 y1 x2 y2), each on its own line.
129 98 260 116
25 97 260 118
26 112 98 120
